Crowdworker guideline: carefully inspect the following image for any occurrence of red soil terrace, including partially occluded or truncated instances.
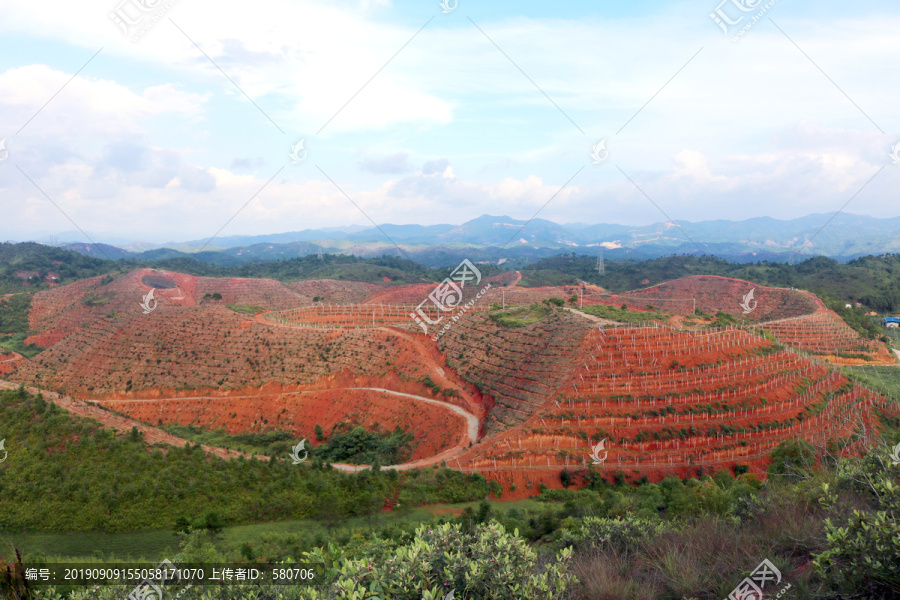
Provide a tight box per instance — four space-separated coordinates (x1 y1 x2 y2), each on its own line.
99 383 467 462
450 324 892 499
4 269 895 498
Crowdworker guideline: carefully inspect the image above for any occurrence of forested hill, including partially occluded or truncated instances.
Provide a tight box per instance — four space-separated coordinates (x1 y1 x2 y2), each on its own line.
4 241 900 313
525 254 900 312
0 242 110 294
0 242 505 293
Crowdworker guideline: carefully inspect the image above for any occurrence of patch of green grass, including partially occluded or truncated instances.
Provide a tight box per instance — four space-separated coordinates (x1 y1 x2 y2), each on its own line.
0 332 42 358
489 304 553 327
81 293 113 307
0 528 180 561
843 365 900 399
579 303 670 324
2 498 545 562
225 304 266 315
160 424 295 455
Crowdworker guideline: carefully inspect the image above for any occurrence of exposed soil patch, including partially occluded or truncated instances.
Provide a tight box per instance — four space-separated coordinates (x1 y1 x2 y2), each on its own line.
98 386 474 463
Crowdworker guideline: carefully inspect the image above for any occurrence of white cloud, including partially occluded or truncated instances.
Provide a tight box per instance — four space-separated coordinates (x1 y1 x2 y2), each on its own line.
1 1 899 240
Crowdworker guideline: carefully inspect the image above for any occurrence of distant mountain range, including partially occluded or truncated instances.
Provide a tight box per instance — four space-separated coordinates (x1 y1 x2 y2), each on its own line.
54 213 900 267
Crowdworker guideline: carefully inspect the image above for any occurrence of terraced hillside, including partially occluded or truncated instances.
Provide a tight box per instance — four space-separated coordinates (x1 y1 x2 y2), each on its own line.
760 310 895 364
437 310 593 435
24 268 311 347
287 279 384 303
451 324 891 498
592 275 821 322
6 269 895 500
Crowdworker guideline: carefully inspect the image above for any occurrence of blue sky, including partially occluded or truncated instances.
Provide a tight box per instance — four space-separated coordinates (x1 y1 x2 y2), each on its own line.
1 0 898 244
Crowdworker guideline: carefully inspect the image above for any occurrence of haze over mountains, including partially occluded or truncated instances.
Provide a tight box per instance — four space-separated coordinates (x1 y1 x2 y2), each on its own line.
27 212 900 267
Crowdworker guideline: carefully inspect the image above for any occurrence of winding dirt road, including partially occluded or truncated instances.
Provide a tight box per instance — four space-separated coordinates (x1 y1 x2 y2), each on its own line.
0 380 479 472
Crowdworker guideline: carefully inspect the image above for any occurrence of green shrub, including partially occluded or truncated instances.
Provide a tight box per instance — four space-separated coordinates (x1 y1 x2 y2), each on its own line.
303 521 575 600
557 515 667 552
768 439 817 479
813 449 900 596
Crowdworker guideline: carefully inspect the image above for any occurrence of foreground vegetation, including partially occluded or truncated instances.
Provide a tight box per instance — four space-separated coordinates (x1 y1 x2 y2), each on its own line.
6 437 900 599
2 381 898 598
0 387 494 533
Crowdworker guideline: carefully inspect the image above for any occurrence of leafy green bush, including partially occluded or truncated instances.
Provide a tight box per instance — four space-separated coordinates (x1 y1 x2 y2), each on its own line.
557 515 667 552
304 521 575 600
768 439 817 479
314 424 414 465
813 448 900 596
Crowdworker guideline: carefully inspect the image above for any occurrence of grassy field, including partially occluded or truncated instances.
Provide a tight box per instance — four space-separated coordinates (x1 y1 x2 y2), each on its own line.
226 304 266 315
488 304 553 327
160 424 295 455
1 499 545 561
843 364 900 400
579 303 670 324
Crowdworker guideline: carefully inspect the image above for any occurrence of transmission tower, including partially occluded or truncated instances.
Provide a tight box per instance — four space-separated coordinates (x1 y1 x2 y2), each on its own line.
597 249 604 275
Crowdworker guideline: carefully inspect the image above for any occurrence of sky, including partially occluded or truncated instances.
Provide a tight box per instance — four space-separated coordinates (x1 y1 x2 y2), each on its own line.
0 0 898 244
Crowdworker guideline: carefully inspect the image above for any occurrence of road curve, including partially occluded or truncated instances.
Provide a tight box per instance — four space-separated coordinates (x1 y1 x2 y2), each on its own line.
0 380 480 472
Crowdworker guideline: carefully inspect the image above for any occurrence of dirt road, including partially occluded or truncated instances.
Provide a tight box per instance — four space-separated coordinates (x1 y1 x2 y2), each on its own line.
562 306 620 326
0 380 480 473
